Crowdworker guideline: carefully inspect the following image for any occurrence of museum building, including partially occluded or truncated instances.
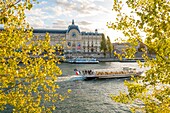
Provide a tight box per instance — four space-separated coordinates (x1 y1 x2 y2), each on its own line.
33 20 103 56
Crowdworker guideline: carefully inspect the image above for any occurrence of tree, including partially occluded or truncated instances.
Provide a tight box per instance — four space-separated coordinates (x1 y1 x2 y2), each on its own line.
138 42 146 52
108 0 170 112
100 34 107 57
106 36 113 57
0 1 70 112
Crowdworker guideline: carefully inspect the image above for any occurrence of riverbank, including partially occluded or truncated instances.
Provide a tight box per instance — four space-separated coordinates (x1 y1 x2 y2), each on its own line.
96 58 145 62
64 58 145 63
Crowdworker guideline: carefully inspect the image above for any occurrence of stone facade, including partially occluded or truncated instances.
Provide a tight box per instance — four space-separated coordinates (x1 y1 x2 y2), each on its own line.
33 20 102 56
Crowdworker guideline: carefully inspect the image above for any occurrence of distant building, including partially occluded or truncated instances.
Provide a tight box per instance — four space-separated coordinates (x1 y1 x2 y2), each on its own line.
33 20 103 56
112 43 130 54
112 42 145 58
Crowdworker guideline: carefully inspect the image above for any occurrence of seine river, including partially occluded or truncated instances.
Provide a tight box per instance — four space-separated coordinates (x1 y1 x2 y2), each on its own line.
53 62 147 113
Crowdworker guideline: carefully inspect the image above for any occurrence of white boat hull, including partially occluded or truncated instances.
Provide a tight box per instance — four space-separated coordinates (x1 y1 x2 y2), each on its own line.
67 58 99 64
71 61 99 64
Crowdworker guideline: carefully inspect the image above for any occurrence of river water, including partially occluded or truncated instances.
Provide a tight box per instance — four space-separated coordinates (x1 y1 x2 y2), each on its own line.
53 62 147 113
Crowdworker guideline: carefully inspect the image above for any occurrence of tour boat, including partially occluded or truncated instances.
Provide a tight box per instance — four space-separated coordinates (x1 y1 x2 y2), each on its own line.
68 57 99 64
79 67 143 80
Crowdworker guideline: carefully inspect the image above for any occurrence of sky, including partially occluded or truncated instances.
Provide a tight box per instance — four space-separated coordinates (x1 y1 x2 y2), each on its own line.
25 0 125 42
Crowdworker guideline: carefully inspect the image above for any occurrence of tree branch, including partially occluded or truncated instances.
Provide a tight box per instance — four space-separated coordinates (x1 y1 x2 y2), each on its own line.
136 39 169 63
0 75 35 94
0 0 22 12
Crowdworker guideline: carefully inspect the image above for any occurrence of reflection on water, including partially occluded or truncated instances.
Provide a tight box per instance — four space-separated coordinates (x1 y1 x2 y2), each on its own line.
54 62 148 113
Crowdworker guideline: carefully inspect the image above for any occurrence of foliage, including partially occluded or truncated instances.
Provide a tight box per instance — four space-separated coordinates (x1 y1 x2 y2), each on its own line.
138 42 146 52
100 34 107 57
106 36 113 57
0 0 70 112
108 0 170 112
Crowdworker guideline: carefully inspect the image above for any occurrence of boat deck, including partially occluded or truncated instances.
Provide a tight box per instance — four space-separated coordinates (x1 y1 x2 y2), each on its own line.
79 67 143 80
81 72 143 80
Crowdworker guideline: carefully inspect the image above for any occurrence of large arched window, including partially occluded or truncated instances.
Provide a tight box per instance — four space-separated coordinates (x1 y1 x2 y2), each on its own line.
68 42 71 47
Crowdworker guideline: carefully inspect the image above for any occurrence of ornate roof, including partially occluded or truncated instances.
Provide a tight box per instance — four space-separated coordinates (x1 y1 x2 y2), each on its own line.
81 32 103 35
67 19 80 33
33 29 67 34
67 25 80 33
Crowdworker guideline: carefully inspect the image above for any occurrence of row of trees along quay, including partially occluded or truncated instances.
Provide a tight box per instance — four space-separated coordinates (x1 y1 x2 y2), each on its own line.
0 0 169 113
108 0 170 113
100 34 113 58
0 0 71 113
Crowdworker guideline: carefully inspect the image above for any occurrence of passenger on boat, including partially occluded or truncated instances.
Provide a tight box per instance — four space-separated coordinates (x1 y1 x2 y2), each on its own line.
85 70 87 75
88 70 90 75
74 69 78 71
88 70 93 75
82 70 85 75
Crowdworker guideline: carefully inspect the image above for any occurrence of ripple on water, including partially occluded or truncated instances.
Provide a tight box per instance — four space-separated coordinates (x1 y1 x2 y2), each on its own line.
56 62 148 112
54 78 131 113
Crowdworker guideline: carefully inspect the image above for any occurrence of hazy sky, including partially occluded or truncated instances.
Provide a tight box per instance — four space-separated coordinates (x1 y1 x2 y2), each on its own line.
25 0 125 42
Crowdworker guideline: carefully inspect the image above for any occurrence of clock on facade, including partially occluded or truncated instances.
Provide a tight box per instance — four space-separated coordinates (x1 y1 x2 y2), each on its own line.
72 32 76 37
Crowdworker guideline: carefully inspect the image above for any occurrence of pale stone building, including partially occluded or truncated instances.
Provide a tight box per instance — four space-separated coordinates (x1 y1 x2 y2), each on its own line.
33 20 103 57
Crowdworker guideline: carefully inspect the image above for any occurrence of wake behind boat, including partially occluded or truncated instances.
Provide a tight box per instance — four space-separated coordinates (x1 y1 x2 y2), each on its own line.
57 75 85 82
77 67 143 80
68 57 99 64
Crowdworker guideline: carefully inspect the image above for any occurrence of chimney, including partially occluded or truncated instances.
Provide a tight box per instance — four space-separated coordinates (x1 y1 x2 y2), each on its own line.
72 19 74 25
95 29 98 33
